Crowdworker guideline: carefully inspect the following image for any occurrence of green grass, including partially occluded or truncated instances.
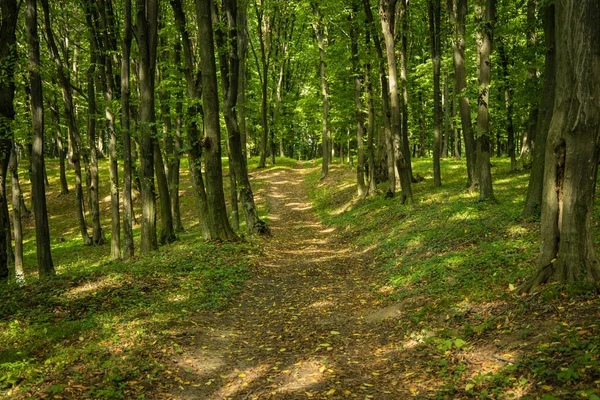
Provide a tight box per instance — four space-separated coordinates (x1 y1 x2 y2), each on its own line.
305 157 600 399
0 154 267 398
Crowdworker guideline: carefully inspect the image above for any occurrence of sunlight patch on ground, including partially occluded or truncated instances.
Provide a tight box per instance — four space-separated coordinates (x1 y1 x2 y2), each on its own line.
209 364 270 399
309 300 334 309
65 276 122 299
319 227 336 233
275 359 325 393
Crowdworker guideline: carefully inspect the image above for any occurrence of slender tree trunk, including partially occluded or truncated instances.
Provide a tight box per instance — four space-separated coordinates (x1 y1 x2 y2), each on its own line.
475 0 495 201
254 0 271 169
443 70 450 157
520 0 538 161
447 0 477 190
213 0 269 235
170 0 212 239
121 0 134 259
522 4 555 219
418 92 426 157
40 0 90 245
154 141 175 244
429 0 442 187
399 0 414 183
9 145 23 283
50 97 69 195
170 42 184 232
311 4 329 180
452 81 461 160
379 0 412 202
350 2 366 197
520 0 600 291
136 0 158 252
196 0 237 241
27 0 54 278
365 35 377 195
238 2 249 160
498 38 516 171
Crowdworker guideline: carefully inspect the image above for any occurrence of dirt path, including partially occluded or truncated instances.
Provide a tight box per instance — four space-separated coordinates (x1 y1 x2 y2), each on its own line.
168 164 412 399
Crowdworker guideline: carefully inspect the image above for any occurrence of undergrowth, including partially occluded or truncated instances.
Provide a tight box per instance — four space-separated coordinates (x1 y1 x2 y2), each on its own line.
305 157 600 399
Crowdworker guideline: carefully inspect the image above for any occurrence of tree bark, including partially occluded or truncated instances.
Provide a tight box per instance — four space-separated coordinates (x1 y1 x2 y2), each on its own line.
447 0 477 190
429 0 442 187
475 0 495 201
520 0 538 162
311 3 330 180
498 38 516 171
196 0 237 241
9 143 23 283
40 0 91 245
522 3 555 219
136 0 158 253
27 0 54 278
254 0 271 168
50 97 69 195
350 1 366 197
121 0 134 259
521 0 600 291
379 0 412 202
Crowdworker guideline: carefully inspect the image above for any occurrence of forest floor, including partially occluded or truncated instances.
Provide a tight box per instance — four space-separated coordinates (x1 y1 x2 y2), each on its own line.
1 158 600 399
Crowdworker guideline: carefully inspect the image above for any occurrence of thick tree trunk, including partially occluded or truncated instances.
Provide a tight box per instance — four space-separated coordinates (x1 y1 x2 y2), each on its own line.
521 0 600 291
136 0 158 253
379 0 412 202
522 4 555 219
475 0 495 201
429 0 442 187
27 0 54 278
121 0 134 259
196 0 237 241
447 0 477 190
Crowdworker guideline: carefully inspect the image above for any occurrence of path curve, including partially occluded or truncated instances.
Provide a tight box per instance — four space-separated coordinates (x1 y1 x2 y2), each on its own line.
170 164 411 399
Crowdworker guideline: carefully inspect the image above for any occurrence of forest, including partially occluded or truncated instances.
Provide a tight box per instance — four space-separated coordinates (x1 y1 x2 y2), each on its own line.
0 0 599 398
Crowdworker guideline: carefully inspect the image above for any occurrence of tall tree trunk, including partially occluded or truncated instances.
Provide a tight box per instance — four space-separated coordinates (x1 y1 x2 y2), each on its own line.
452 81 461 159
520 0 538 161
363 0 393 192
447 0 477 190
522 3 555 219
350 2 366 197
254 0 271 169
98 0 120 259
121 0 134 259
429 0 442 187
520 0 600 291
365 31 377 195
40 0 91 245
9 144 23 283
0 0 18 279
379 0 412 202
238 1 250 160
213 0 269 235
169 42 184 232
443 70 450 157
170 0 212 239
154 140 175 244
475 0 495 201
312 3 330 180
498 38 516 171
27 0 54 278
136 0 158 253
196 0 237 241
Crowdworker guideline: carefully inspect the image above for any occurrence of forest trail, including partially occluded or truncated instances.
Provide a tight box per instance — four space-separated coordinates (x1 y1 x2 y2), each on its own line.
169 163 413 399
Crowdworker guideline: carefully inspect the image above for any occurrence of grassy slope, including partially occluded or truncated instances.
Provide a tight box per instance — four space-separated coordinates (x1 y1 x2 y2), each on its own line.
306 158 600 399
0 156 269 398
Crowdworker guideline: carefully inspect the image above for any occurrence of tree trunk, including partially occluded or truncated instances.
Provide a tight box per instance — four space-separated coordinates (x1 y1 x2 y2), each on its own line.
136 0 158 253
255 0 271 169
522 3 555 219
196 0 237 241
399 0 413 184
238 1 250 160
452 81 461 160
121 0 134 259
365 39 377 195
154 140 175 244
498 38 516 171
50 97 69 195
443 69 450 158
350 2 366 197
520 0 538 162
379 0 412 203
311 4 329 180
9 144 23 283
170 42 184 232
40 0 90 245
213 0 269 236
27 0 54 278
521 0 600 291
363 0 393 193
447 0 477 190
171 0 212 240
475 0 495 201
429 0 442 187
